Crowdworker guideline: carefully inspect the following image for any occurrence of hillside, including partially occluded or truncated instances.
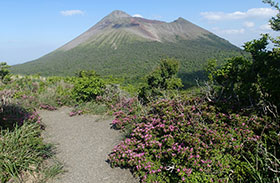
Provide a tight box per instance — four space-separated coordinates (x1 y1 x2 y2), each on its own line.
11 10 242 87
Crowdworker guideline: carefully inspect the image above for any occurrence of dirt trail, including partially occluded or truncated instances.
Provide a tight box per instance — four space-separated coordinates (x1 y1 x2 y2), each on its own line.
39 107 137 183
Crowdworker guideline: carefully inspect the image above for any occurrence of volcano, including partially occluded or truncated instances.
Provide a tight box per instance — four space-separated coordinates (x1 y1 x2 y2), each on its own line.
11 10 241 87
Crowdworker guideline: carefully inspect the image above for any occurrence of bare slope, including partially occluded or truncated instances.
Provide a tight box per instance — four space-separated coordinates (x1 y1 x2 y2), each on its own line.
60 10 212 51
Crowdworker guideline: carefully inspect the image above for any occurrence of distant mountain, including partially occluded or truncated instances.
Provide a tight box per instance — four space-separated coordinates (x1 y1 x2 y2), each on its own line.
11 10 242 87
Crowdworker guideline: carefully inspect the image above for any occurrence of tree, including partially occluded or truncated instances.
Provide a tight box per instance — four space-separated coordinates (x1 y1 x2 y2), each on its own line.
207 0 280 115
205 2 280 181
263 0 280 46
138 58 183 103
0 62 11 82
263 0 280 31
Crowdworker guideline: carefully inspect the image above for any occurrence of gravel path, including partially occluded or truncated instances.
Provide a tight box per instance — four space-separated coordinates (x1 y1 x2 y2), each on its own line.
39 107 137 183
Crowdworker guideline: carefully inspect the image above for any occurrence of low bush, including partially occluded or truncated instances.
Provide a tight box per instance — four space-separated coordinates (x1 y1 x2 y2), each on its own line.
0 78 62 182
108 96 272 182
111 97 143 130
72 70 105 102
0 75 76 110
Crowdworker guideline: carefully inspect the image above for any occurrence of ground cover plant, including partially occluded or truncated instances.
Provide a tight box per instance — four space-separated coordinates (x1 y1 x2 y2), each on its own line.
109 96 272 182
0 65 129 181
0 69 124 116
0 82 63 182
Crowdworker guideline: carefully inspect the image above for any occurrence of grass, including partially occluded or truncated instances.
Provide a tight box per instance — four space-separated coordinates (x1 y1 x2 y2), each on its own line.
39 160 65 183
0 122 61 183
0 74 123 182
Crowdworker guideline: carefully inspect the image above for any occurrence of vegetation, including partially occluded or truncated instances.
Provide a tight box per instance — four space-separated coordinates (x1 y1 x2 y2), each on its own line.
0 69 119 182
0 123 54 182
138 58 183 103
1 1 279 182
0 79 63 182
108 1 280 182
72 70 105 102
0 62 11 83
206 34 280 116
11 35 243 88
109 96 266 182
109 56 279 182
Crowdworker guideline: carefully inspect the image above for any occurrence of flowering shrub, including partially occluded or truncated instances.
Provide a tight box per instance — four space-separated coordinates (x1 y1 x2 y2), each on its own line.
69 110 83 117
0 90 42 130
40 104 57 111
109 97 264 182
111 98 142 130
0 105 42 129
96 84 122 106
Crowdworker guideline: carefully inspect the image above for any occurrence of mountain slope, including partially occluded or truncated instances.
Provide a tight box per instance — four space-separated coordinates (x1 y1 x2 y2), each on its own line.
11 10 242 87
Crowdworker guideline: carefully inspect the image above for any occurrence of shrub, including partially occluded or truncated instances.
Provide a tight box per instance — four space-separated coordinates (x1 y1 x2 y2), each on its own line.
138 58 183 103
72 70 105 102
109 97 263 182
96 84 123 106
111 97 142 130
1 75 75 109
0 87 55 182
206 0 280 116
0 62 11 84
203 1 280 181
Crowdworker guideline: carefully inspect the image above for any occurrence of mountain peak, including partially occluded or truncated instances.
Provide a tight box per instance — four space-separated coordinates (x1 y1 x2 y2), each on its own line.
174 17 188 23
11 10 240 84
105 10 131 19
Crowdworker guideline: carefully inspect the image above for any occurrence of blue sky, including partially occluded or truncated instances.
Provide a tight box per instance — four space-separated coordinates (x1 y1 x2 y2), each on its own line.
0 0 278 65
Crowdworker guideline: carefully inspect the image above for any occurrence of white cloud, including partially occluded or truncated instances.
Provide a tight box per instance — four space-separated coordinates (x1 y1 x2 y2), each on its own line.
60 10 85 16
133 14 143 18
260 23 271 30
201 12 224 21
247 8 277 17
201 8 277 21
213 27 245 35
243 21 255 28
223 28 245 35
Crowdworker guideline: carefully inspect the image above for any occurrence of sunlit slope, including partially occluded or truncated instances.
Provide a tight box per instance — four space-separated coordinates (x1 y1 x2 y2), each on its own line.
11 10 242 86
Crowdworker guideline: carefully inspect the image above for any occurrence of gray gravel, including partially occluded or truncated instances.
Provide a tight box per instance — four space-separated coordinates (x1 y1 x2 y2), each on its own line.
40 107 137 183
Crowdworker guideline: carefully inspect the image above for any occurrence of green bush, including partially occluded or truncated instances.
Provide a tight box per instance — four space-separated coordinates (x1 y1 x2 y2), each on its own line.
72 70 105 102
206 0 280 116
138 58 183 103
0 75 75 110
207 35 280 117
0 62 11 84
203 1 280 181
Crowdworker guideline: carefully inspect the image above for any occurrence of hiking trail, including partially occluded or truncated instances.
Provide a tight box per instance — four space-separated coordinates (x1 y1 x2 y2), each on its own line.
40 107 137 183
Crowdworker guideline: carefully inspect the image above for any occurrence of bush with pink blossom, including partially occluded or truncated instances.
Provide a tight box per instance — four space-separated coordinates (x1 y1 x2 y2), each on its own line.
108 97 271 182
